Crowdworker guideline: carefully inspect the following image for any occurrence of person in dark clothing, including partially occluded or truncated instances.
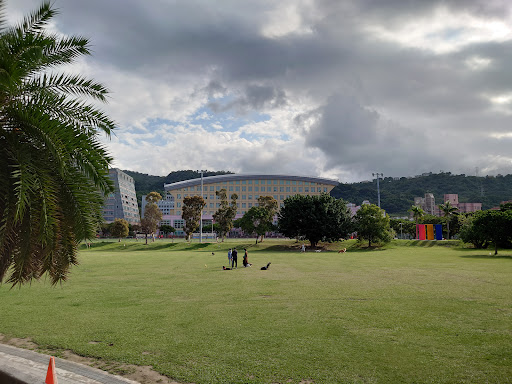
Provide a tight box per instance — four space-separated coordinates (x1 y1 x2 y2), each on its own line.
243 248 252 267
232 248 238 268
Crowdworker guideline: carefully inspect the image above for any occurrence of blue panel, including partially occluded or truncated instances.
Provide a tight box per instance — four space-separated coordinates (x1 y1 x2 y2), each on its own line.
435 224 443 240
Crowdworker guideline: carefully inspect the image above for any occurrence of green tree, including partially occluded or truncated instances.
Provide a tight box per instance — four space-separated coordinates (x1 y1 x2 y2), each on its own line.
213 189 238 241
278 194 352 248
409 205 424 239
463 210 512 255
141 192 162 244
110 219 129 242
182 195 206 241
239 196 278 243
389 219 416 239
439 201 458 239
459 212 488 249
0 1 116 285
159 224 175 237
354 204 392 247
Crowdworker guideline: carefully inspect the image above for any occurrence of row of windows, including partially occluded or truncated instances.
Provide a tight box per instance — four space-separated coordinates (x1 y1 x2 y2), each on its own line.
175 187 326 200
179 180 322 192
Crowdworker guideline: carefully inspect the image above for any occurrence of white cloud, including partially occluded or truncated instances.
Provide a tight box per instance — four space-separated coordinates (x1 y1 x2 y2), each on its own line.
365 6 512 54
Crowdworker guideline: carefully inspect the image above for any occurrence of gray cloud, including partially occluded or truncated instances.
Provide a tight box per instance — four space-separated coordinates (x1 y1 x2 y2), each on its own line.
7 0 512 181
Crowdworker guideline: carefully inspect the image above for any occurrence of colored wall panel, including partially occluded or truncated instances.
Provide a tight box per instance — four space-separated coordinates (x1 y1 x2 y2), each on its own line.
435 224 443 240
418 224 426 240
426 224 434 240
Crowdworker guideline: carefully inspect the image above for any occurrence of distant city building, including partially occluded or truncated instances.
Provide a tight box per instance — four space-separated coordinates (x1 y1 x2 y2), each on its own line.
102 168 140 225
347 200 371 216
414 193 436 215
162 174 339 236
413 193 481 216
141 193 174 218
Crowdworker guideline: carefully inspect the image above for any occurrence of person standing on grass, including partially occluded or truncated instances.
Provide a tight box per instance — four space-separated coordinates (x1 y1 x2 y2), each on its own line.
228 248 232 266
232 247 238 268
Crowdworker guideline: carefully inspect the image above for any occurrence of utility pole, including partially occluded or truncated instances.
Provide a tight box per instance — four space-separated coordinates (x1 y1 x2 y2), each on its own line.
372 173 383 208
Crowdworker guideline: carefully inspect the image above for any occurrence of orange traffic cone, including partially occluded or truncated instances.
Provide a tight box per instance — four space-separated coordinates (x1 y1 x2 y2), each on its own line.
45 356 58 384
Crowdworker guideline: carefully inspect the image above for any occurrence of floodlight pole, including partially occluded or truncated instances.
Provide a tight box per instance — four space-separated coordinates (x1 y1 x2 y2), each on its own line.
372 172 383 208
200 171 203 243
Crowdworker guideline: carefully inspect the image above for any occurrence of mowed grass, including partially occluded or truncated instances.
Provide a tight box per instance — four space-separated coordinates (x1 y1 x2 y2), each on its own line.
1 239 511 383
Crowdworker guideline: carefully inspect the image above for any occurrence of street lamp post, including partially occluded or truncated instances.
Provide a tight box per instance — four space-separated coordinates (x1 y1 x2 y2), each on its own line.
372 173 383 208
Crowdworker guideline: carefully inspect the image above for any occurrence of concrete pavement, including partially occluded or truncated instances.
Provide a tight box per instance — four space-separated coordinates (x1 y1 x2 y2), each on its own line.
0 343 139 384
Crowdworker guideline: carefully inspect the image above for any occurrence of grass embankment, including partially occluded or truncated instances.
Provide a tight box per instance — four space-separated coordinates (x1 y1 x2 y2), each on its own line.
1 239 511 383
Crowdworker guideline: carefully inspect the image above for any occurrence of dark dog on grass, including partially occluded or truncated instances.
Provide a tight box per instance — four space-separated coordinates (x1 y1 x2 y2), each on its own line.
260 262 271 270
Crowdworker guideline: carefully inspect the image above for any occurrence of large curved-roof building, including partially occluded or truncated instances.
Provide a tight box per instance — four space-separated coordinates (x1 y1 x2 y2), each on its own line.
158 174 338 236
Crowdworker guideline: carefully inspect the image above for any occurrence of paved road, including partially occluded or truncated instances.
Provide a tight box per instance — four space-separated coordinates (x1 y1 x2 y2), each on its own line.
0 343 139 384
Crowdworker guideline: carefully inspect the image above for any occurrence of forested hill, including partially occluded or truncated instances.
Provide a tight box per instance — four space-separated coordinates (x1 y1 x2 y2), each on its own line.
122 169 233 203
330 172 512 215
124 170 512 216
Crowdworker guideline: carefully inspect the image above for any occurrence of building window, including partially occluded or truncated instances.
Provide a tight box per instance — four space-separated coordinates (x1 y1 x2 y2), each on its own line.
286 187 290 192
242 195 246 200
248 195 252 200
242 186 246 191
305 187 309 192
280 195 284 200
280 187 284 192
242 203 246 208
255 187 259 192
236 186 240 191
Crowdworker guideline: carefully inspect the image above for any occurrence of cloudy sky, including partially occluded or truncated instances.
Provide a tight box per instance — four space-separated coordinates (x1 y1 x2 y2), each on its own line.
7 0 512 182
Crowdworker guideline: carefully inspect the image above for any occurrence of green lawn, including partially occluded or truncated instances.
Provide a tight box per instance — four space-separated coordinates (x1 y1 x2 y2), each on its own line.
1 239 511 383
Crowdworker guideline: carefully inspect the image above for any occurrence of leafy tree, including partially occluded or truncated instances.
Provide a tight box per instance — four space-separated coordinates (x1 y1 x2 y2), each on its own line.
255 196 278 242
141 192 162 244
110 219 129 242
239 196 278 243
409 205 424 239
182 195 206 241
466 210 512 255
278 194 352 248
159 224 175 237
389 219 416 239
354 204 392 247
0 1 116 285
459 212 488 249
213 189 238 241
202 223 220 234
239 207 274 244
500 202 512 211
439 201 458 239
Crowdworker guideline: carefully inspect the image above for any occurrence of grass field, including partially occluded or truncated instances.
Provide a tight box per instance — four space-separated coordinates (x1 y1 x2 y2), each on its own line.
1 239 511 383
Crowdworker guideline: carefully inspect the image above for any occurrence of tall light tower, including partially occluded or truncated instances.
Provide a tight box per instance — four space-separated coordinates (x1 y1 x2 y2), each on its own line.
372 173 383 208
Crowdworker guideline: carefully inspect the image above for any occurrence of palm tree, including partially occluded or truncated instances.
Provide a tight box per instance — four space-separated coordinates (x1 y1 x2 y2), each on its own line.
409 205 424 239
439 201 458 239
0 1 115 285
